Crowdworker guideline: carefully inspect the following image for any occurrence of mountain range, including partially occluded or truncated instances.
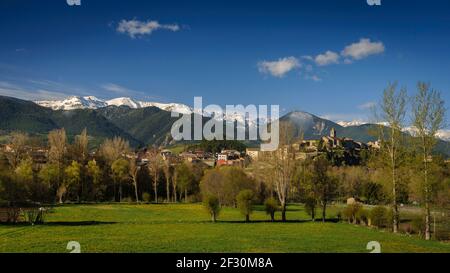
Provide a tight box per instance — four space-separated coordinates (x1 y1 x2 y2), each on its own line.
0 95 449 157
35 96 193 114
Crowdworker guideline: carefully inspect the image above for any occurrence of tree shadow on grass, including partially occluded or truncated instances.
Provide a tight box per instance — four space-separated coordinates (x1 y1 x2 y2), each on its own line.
214 219 340 224
44 221 117 226
0 221 117 227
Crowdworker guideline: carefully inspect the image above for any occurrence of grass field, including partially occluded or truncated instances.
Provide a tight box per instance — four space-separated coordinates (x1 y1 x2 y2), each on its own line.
1 203 449 253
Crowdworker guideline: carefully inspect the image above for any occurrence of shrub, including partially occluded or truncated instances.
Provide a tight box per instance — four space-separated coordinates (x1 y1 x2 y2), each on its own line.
264 197 278 221
411 215 426 237
142 192 151 203
385 208 394 230
237 190 255 222
121 197 133 203
370 206 388 228
304 197 317 221
343 203 362 224
203 195 221 222
356 208 369 225
23 207 46 225
336 210 342 222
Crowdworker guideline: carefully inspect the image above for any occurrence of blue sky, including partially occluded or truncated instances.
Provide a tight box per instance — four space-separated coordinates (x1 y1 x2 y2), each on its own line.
0 0 449 125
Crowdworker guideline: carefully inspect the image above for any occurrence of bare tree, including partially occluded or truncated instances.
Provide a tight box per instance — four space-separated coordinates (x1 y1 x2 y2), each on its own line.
148 149 163 203
311 156 337 222
5 131 29 169
411 82 446 240
72 128 89 201
163 161 173 203
99 137 130 163
129 158 140 203
99 137 130 201
375 83 407 233
48 129 67 203
266 122 297 222
73 129 88 162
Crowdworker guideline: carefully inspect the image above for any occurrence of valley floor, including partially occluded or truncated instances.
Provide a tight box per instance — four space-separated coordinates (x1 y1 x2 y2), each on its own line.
0 204 449 253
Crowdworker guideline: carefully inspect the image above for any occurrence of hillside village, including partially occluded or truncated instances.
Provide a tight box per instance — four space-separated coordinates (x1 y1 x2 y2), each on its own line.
0 128 379 170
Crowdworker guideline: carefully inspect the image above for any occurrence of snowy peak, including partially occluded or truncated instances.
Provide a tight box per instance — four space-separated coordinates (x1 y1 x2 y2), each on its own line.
337 120 367 127
337 120 450 141
105 97 141 109
35 96 193 114
36 96 108 110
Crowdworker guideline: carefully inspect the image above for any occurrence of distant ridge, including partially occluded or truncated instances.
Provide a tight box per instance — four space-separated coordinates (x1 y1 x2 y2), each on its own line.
0 95 448 157
35 96 193 114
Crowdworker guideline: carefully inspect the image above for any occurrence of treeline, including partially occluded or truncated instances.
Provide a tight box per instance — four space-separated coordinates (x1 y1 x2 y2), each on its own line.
0 81 448 241
0 129 209 208
186 139 247 153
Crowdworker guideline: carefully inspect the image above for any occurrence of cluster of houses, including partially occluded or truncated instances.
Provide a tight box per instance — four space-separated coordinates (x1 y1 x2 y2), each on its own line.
136 148 250 168
245 128 381 163
0 144 48 166
1 128 387 169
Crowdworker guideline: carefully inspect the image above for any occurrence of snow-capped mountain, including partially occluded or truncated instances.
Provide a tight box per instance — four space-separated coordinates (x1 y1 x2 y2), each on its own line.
338 120 450 141
403 126 450 142
34 96 265 126
36 96 108 110
337 120 367 127
437 130 450 142
35 96 193 114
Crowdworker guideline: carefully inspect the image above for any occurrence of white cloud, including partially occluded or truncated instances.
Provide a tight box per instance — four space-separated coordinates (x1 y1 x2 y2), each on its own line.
101 83 136 94
305 74 322 82
358 101 377 110
258 57 300 78
314 51 340 66
117 19 180 38
341 38 385 60
320 113 368 123
343 58 353 64
0 81 69 100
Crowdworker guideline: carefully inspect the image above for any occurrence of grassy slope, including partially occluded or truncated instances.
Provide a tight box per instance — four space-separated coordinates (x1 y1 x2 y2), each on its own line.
0 204 449 253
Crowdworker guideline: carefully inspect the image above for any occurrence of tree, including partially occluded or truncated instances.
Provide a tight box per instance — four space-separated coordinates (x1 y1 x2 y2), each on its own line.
147 150 163 203
87 159 102 200
311 156 338 222
72 129 89 200
129 159 140 203
99 137 130 164
64 161 81 202
111 158 130 202
203 195 221 222
265 122 298 221
38 163 59 189
375 83 407 233
0 172 29 223
15 158 33 183
264 197 278 221
175 162 194 202
99 137 130 201
162 161 173 202
5 131 29 169
304 196 317 221
48 129 67 202
37 163 59 202
411 82 446 240
73 128 89 163
200 167 256 207
237 190 255 222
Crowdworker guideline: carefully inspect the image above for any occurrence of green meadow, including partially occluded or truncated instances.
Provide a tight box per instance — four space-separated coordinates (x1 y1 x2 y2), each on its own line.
0 204 449 253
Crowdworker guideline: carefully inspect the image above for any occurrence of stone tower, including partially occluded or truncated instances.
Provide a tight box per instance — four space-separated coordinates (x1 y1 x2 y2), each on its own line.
330 128 337 138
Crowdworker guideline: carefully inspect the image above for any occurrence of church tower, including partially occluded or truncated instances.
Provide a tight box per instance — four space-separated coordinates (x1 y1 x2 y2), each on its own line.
330 128 337 138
